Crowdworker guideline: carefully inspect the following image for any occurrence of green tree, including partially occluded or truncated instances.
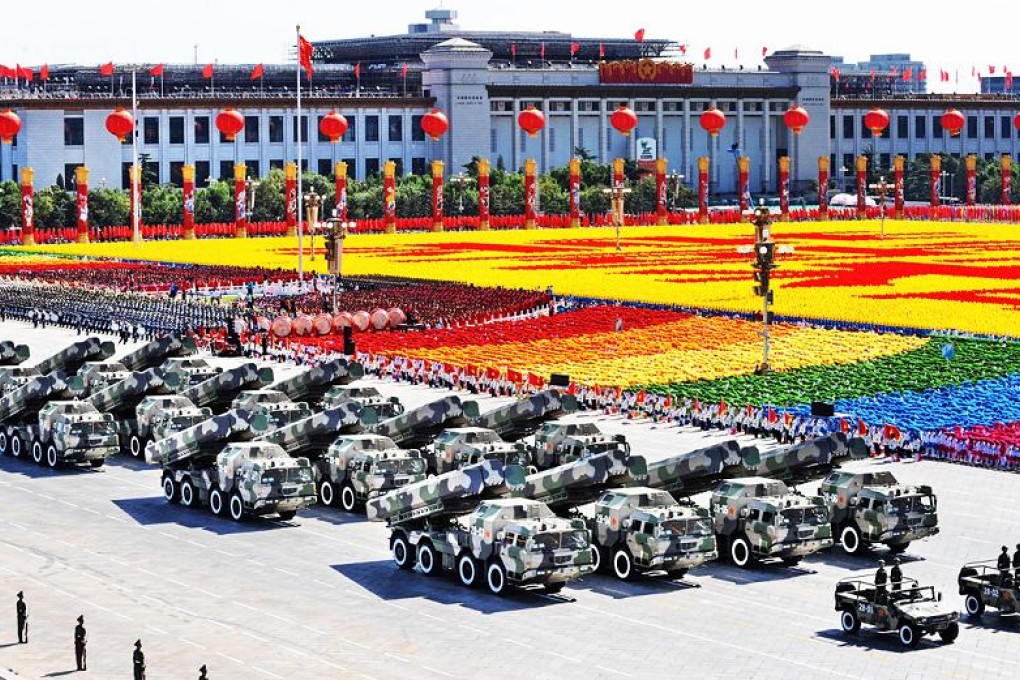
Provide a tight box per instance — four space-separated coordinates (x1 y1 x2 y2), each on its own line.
579 185 610 215
194 181 233 223
88 188 130 227
490 172 524 215
0 180 20 231
142 184 182 225
537 175 568 215
251 168 285 222
396 175 430 218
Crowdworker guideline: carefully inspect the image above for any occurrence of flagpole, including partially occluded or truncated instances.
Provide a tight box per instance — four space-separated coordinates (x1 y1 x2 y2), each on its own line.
132 69 141 246
296 24 305 282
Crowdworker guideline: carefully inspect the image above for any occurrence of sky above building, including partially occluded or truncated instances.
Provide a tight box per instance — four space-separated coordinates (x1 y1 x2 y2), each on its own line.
4 0 1015 93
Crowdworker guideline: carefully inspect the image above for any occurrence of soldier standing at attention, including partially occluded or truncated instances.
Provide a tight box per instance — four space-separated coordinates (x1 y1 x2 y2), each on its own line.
15 591 27 643
74 615 87 671
198 663 209 679
890 558 903 592
1013 544 1020 581
133 639 146 680
874 560 888 603
998 545 1011 579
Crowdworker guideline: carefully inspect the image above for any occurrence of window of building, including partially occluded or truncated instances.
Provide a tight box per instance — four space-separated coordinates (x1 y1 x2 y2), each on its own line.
247 160 260 178
194 116 210 144
169 162 184 187
144 118 159 145
411 115 424 142
121 162 132 189
64 117 84 146
365 158 380 176
388 115 403 142
195 161 210 187
317 159 332 177
292 115 308 143
219 161 233 182
549 127 556 153
932 116 942 138
1003 116 1013 138
635 102 655 112
63 164 79 190
743 102 762 112
967 115 978 139
879 153 891 169
896 115 908 139
365 115 379 142
985 152 995 161
269 116 283 143
984 116 995 139
269 159 284 172
915 115 927 138
490 128 497 154
411 157 427 175
841 154 854 173
244 116 259 143
842 116 854 139
343 117 356 143
169 117 184 144
829 115 835 140
342 158 356 180
577 101 599 112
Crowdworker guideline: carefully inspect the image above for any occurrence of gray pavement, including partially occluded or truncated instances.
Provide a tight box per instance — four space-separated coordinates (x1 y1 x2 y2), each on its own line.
1 322 1019 679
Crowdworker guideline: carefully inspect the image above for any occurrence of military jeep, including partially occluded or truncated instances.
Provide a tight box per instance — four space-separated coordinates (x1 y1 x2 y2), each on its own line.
835 576 960 646
958 560 1019 618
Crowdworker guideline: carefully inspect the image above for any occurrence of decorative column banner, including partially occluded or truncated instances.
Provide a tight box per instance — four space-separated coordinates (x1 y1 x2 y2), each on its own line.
965 155 977 206
285 162 298 238
778 156 790 220
697 156 709 224
931 155 942 208
893 155 905 219
1003 155 1013 205
383 160 397 234
738 156 751 213
817 156 829 221
234 162 247 239
855 155 868 219
182 164 196 239
613 157 625 192
129 164 141 240
75 166 89 244
335 161 348 221
20 167 34 246
431 160 444 232
656 157 668 226
478 158 491 231
524 159 538 229
568 157 581 228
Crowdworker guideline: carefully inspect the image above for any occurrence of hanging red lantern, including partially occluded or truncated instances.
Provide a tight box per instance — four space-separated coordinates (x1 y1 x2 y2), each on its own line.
421 108 449 141
105 108 135 142
610 105 639 137
783 104 810 135
699 107 727 137
319 111 349 143
215 108 245 141
517 106 546 137
0 109 21 144
863 108 889 137
941 108 966 137
1014 112 1020 133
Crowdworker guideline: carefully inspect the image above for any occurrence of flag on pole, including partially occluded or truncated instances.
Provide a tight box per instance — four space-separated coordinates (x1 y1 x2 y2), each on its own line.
202 63 213 78
99 62 114 76
354 62 361 80
678 43 687 55
510 43 517 58
761 46 768 57
598 43 605 59
250 63 264 80
1007 71 1014 91
703 47 711 60
570 42 580 57
989 65 996 74
918 68 926 81
149 63 163 77
39 64 49 81
902 68 912 81
540 42 546 60
634 28 645 43
0 65 14 79
831 66 840 81
18 66 33 82
298 32 314 77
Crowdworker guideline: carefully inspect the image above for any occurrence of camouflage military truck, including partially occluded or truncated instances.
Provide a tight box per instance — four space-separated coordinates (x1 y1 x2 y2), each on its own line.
0 340 30 366
470 389 579 442
118 333 196 372
79 361 133 393
161 357 223 387
271 357 364 408
368 460 593 596
741 433 868 485
317 434 427 512
256 400 372 457
28 401 119 468
161 440 316 521
426 427 532 476
230 389 313 430
819 470 939 556
835 576 960 646
0 366 43 395
178 363 274 413
710 477 833 568
322 385 404 419
371 395 479 449
146 408 269 465
957 560 1019 618
645 440 756 498
34 337 115 377
531 421 630 469
134 395 212 457
0 372 86 461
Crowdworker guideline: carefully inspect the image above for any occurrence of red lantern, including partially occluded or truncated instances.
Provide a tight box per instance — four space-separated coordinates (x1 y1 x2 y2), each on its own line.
699 107 726 137
864 108 889 137
0 109 21 144
610 105 639 137
105 108 134 142
319 111 349 143
421 108 449 141
942 108 965 137
1014 112 1020 133
215 108 245 141
783 104 810 135
517 106 546 137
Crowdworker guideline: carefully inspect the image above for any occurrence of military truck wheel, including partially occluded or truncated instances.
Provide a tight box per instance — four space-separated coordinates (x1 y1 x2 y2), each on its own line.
391 533 414 570
898 623 921 647
0 431 8 455
544 582 565 594
840 608 861 634
964 593 985 617
89 460 104 469
10 435 22 458
486 562 509 597
457 553 481 588
939 622 959 644
31 441 44 465
417 541 441 577
591 545 606 573
162 475 179 503
887 542 910 554
318 480 337 507
668 567 688 579
781 556 802 567
46 445 59 469
340 484 358 513
129 435 144 459
228 493 246 522
180 478 196 508
730 536 755 568
612 547 636 581
208 488 225 516
277 511 297 521
840 525 863 555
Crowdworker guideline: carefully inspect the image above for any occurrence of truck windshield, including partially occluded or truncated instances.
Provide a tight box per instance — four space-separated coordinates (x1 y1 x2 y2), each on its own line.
472 431 501 444
374 458 425 475
169 416 201 431
77 421 116 436
660 517 713 537
890 495 936 514
582 441 624 456
261 468 313 485
530 531 587 552
779 506 827 526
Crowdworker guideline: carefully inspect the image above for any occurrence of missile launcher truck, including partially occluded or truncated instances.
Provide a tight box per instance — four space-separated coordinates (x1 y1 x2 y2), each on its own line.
317 434 427 512
79 362 133 394
161 357 223 387
133 395 212 457
470 389 579 443
270 357 364 408
741 432 868 485
531 422 630 469
178 363 274 413
0 341 30 366
33 337 115 378
229 389 313 431
322 384 404 419
371 395 479 449
0 366 43 395
426 427 532 476
119 334 196 373
147 408 269 466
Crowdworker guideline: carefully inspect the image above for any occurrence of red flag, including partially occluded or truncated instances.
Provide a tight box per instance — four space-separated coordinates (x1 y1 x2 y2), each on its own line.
718 398 727 413
39 64 49 81
869 68 876 80
783 412 794 427
0 65 13 79
636 389 646 404
940 69 948 82
99 61 114 76
202 63 213 79
902 68 912 81
598 43 605 59
703 47 711 60
570 42 580 56
767 407 778 424
761 46 768 57
540 42 546 59
400 63 409 78
839 419 850 434
989 65 996 74
831 66 840 81
149 63 163 77
634 28 646 43
354 62 361 79
250 63 264 80
298 33 314 76
510 43 517 57
857 419 869 437
17 66 33 82
678 43 687 55
1006 71 1014 90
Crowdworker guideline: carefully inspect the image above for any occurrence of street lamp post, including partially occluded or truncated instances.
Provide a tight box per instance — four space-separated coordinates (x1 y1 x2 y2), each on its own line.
304 189 321 261
601 184 632 251
323 218 354 314
740 202 793 374
245 177 259 229
868 175 889 239
667 172 685 211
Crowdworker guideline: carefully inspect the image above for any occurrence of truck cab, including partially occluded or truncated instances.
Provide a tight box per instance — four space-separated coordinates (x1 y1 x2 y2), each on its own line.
79 361 132 393
322 385 404 419
317 434 427 512
36 401 119 469
711 477 833 568
134 395 212 456
162 357 223 387
230 389 313 431
532 422 629 469
0 366 42 395
428 427 531 475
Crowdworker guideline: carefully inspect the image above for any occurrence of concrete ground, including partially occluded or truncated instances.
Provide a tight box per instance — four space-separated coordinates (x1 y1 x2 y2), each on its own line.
1 320 1019 680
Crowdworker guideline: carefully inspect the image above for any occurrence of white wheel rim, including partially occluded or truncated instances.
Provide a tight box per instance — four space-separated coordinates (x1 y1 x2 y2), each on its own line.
733 540 748 566
842 612 854 631
210 492 221 515
460 557 475 584
393 540 407 565
32 443 42 463
163 479 174 500
130 437 140 457
0 433 7 452
842 527 858 553
342 486 355 511
489 565 504 592
12 438 19 456
614 552 631 579
966 596 979 614
420 546 433 573
231 496 243 520
182 483 193 506
47 447 57 467
592 548 600 571
900 627 913 645
321 483 333 506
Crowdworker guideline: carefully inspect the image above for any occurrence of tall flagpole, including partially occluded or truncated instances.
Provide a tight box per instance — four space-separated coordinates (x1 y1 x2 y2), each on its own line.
131 69 141 246
296 25 305 281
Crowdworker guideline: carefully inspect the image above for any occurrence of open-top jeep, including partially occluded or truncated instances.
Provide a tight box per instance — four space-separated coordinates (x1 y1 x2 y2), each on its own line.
835 576 960 646
958 560 1019 619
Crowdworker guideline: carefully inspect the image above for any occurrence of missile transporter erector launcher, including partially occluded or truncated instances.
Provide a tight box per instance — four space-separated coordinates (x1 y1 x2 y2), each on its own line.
0 366 43 395
179 363 274 413
469 389 579 443
147 408 269 466
0 341 30 367
161 357 223 387
322 385 404 420
741 433 868 485
368 460 594 596
133 396 211 456
317 434 427 512
271 357 364 408
371 395 479 449
426 427 532 476
229 390 313 431
645 440 756 498
84 368 190 457
34 337 115 378
118 334 195 373
531 422 630 470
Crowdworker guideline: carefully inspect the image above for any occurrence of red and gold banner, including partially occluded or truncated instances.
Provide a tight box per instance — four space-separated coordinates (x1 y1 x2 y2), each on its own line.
384 160 397 234
697 156 709 224
855 155 868 218
656 157 668 226
234 163 247 239
569 158 581 228
738 156 750 214
335 161 348 221
778 156 790 220
431 160 444 232
285 162 298 237
893 155 905 219
931 155 941 208
818 156 829 221
20 167 34 246
965 155 977 206
599 59 693 85
524 159 538 230
182 164 196 240
478 158 491 231
1003 155 1013 205
75 166 89 243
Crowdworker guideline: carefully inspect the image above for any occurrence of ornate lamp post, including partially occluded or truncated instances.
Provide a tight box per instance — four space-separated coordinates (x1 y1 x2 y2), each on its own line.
868 176 889 239
741 202 792 374
304 189 321 261
323 218 355 314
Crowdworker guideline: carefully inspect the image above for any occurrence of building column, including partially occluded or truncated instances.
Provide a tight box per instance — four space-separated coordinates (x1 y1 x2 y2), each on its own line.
599 100 609 164
682 101 693 189
542 98 551 173
628 98 638 162
762 100 772 193
512 99 521 171
655 102 665 168
571 104 580 156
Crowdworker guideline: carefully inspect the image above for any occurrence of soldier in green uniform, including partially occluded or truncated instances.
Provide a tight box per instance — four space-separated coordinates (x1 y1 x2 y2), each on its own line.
74 615 87 671
874 560 888 603
15 592 27 643
890 558 903 592
133 639 146 680
998 545 1011 576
